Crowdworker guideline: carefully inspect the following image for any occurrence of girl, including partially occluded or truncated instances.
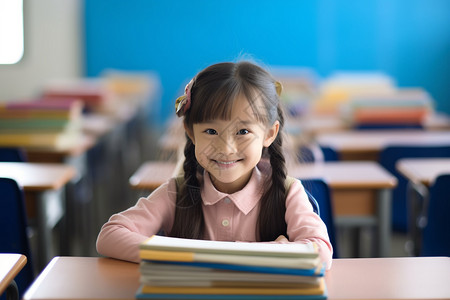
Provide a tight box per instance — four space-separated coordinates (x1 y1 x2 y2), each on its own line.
96 61 333 269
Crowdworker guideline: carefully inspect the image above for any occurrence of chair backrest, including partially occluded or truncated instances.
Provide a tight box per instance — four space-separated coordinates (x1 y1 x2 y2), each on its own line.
0 178 34 298
378 145 450 232
420 174 450 256
301 178 339 258
0 147 27 162
298 145 339 163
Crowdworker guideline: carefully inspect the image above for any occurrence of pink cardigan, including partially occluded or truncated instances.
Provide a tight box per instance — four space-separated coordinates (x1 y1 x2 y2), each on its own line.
96 165 333 269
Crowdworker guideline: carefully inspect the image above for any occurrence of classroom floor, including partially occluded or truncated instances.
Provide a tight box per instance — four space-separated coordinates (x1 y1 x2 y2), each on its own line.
337 227 410 258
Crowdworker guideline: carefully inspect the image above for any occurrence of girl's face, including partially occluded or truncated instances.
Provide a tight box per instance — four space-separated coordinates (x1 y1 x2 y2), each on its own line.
187 95 279 194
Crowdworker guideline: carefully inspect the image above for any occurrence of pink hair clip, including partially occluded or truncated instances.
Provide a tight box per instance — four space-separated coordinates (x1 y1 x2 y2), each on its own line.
175 78 194 117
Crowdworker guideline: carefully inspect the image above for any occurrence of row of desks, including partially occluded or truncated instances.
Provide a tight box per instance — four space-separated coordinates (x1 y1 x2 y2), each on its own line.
0 95 154 270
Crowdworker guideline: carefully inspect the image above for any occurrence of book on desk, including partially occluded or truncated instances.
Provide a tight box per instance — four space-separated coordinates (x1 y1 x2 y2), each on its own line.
0 98 84 149
136 235 327 299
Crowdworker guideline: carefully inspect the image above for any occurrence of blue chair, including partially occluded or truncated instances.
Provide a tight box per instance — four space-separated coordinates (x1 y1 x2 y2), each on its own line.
298 145 339 163
0 178 34 299
378 145 450 232
302 179 339 258
0 147 27 162
420 174 450 256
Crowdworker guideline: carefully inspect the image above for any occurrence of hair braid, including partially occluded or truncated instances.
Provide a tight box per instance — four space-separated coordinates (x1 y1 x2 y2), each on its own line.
169 136 204 239
257 104 287 241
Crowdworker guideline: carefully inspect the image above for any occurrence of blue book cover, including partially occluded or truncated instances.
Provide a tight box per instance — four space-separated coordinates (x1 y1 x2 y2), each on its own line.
141 260 325 277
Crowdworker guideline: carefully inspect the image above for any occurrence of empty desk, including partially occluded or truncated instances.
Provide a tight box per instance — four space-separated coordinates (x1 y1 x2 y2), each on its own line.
316 130 450 161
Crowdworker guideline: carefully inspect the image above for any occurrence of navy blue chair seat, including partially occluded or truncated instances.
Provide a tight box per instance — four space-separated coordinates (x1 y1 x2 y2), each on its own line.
420 174 450 256
302 179 339 258
0 178 34 299
0 147 27 162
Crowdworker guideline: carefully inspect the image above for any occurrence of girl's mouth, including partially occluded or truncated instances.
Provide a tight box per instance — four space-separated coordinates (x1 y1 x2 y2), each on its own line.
213 159 242 168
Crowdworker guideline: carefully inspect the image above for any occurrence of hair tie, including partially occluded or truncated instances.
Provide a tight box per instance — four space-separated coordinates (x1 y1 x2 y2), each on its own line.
175 78 194 117
275 81 283 97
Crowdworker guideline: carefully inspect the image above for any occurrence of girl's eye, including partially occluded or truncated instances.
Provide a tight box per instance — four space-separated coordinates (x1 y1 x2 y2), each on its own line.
237 129 249 135
205 129 217 135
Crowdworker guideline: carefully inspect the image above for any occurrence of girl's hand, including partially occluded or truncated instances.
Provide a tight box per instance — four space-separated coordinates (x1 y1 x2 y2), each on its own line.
275 235 289 242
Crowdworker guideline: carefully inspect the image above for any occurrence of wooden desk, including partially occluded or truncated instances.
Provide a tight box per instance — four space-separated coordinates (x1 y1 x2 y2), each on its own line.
129 161 179 190
396 158 450 255
25 134 96 164
0 254 27 297
0 162 76 269
316 130 450 160
23 256 450 300
129 161 397 257
396 158 450 186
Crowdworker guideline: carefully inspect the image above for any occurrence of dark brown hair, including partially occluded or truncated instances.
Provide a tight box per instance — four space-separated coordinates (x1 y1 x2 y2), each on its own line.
169 61 287 241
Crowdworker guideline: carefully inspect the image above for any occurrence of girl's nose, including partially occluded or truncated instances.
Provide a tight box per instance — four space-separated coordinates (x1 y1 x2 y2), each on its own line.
217 133 237 155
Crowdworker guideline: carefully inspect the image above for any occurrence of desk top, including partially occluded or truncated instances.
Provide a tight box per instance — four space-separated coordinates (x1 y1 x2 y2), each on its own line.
129 161 179 190
396 158 450 186
81 113 117 137
23 256 450 300
26 134 97 163
289 161 397 189
316 130 450 153
0 254 27 295
0 162 76 191
129 160 397 190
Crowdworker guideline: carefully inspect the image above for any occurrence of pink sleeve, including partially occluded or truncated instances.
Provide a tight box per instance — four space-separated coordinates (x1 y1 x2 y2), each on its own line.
283 179 334 269
96 179 177 263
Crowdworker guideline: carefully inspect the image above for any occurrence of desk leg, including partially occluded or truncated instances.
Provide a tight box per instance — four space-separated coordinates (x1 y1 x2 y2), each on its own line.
377 189 392 257
406 181 429 256
5 280 18 300
36 188 64 270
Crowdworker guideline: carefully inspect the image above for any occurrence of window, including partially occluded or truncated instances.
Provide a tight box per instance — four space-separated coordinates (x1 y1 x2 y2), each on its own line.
0 0 24 64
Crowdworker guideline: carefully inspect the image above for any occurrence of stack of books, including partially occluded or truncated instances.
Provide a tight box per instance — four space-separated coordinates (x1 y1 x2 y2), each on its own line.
43 79 114 113
0 98 84 149
313 72 396 115
346 88 433 129
136 235 327 300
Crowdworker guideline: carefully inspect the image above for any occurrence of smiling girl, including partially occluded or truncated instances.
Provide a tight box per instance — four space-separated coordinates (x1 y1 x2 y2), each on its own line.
96 61 333 269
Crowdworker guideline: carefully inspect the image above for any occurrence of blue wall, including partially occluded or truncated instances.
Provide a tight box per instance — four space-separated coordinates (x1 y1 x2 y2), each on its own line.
84 0 450 124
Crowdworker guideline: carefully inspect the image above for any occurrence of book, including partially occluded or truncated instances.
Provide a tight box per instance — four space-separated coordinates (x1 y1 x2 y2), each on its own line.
140 235 319 259
0 98 83 120
0 119 80 132
0 131 81 149
139 248 321 270
140 262 322 285
136 278 326 299
136 286 327 300
140 260 323 277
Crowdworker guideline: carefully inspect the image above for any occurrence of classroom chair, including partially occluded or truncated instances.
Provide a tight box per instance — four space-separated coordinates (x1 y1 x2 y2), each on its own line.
0 178 35 299
378 145 450 232
298 145 339 163
420 174 450 256
0 147 27 162
302 179 339 258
